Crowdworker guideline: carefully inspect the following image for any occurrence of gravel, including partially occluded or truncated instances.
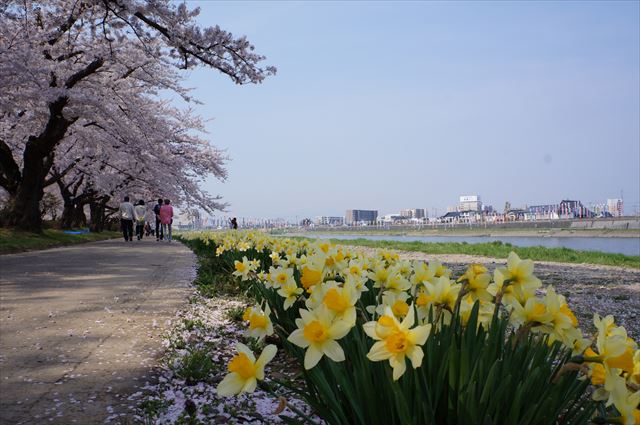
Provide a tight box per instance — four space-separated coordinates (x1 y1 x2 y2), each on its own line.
352 247 640 339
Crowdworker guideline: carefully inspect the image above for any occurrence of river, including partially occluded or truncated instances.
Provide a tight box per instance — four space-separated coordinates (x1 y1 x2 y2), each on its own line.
291 233 640 256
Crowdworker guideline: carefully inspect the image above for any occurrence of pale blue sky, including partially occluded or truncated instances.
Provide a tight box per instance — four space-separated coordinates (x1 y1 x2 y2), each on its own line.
176 0 639 219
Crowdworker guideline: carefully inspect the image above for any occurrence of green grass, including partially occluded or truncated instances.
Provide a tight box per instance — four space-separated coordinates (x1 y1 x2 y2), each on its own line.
319 238 640 269
0 228 120 254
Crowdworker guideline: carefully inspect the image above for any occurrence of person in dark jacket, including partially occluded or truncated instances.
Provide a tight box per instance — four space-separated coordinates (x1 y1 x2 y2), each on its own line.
153 198 164 241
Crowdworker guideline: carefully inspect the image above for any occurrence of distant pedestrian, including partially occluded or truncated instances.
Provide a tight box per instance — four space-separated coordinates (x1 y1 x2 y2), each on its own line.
134 200 146 240
119 196 135 242
230 217 238 230
159 199 174 242
153 198 164 241
145 222 152 237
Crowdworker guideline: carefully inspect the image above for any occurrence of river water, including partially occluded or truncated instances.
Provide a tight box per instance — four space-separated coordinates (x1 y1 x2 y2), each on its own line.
295 233 640 257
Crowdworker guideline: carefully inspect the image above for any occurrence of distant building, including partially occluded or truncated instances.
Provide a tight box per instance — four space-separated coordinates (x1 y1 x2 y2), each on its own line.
399 208 427 219
314 216 344 226
527 204 559 220
558 200 595 218
459 195 482 212
607 199 623 217
345 209 378 225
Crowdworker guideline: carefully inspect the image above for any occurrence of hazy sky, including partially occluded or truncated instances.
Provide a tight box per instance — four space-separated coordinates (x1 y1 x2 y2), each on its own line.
176 0 639 219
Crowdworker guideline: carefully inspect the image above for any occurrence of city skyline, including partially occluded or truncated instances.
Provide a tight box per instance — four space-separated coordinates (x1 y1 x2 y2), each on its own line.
174 1 639 219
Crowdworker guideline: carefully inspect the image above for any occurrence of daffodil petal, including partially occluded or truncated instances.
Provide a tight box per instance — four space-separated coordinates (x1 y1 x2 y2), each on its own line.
256 344 277 369
322 340 345 362
368 340 393 361
216 373 245 396
288 329 310 348
236 343 256 362
409 324 432 346
304 345 324 369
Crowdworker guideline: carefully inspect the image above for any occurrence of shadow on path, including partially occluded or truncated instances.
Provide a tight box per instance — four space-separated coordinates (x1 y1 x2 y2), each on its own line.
0 238 196 424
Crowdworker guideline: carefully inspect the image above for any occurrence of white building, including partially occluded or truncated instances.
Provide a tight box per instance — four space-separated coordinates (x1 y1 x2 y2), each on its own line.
314 216 345 226
607 199 624 217
459 195 482 212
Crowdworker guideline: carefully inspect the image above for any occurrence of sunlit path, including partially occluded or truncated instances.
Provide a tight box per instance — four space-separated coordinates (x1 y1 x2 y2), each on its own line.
0 239 195 424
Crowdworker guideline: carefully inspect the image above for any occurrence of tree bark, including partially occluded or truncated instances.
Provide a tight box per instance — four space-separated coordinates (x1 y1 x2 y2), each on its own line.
89 196 110 233
5 98 73 232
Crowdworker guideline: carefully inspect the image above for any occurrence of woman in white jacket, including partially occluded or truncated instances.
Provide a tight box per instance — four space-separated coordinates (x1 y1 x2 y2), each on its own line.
134 200 147 241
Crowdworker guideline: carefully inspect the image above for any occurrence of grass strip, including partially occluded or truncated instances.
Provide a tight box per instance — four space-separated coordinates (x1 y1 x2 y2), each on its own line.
300 237 640 269
0 228 120 255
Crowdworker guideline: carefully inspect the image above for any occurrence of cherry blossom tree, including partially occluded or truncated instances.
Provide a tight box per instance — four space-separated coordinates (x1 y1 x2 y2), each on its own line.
0 0 275 232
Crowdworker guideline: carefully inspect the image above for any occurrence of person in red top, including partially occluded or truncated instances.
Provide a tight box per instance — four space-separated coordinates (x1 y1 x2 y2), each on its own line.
159 199 174 242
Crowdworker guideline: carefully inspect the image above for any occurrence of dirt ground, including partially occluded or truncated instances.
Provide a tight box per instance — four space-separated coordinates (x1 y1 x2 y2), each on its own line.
0 238 195 424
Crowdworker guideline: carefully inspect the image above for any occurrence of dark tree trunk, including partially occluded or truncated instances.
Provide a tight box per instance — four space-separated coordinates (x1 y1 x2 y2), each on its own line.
89 196 109 233
71 203 87 228
60 199 75 229
5 98 73 233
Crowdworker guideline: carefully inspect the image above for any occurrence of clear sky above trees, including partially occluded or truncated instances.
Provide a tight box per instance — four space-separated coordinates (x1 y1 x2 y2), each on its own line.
181 1 640 219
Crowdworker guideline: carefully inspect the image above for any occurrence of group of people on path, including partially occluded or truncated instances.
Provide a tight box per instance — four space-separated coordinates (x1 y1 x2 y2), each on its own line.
119 196 174 242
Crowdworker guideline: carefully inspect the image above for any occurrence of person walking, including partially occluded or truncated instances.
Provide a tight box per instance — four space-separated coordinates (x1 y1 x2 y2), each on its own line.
134 200 146 240
159 199 174 242
153 198 164 241
119 196 135 242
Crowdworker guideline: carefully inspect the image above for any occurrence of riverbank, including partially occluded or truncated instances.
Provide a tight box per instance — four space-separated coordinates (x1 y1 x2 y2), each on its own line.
286 236 640 269
295 227 640 238
0 228 120 254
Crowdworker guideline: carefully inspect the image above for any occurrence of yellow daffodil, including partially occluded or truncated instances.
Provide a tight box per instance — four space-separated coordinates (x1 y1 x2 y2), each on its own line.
288 306 352 369
232 256 255 281
322 280 359 326
374 291 411 319
509 296 553 329
384 272 412 294
411 261 436 287
277 281 304 310
458 263 492 302
429 260 451 278
268 266 295 288
424 276 460 311
368 264 391 288
216 343 277 396
243 303 274 341
490 252 541 305
364 305 431 380
299 255 326 292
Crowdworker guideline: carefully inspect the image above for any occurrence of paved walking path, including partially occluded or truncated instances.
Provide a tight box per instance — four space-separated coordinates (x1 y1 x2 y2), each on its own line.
0 238 195 424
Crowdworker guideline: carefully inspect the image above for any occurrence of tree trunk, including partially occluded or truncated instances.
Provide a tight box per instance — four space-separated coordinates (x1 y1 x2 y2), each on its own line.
71 203 87 228
6 148 51 232
89 196 109 233
5 97 73 233
60 198 75 229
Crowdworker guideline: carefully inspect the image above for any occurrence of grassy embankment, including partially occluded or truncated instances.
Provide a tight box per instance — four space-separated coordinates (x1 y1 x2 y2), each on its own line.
0 228 120 255
294 237 640 269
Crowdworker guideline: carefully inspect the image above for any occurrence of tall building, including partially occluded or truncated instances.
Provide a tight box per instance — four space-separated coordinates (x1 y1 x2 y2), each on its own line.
607 199 624 217
345 209 378 225
412 208 426 219
459 195 482 212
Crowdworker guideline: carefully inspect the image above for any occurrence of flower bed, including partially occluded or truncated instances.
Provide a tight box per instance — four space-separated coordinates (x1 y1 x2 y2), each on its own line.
129 295 319 424
175 230 638 425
